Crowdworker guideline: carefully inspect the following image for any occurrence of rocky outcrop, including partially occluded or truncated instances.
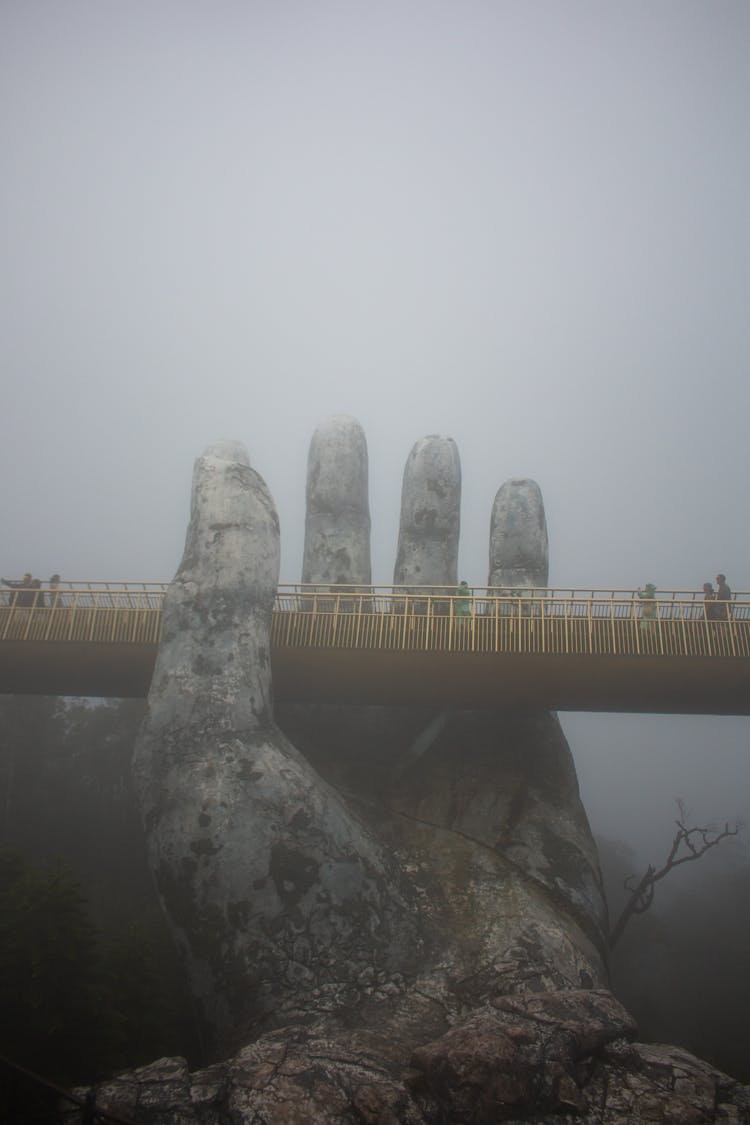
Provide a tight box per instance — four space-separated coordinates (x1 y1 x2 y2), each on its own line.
73 991 750 1123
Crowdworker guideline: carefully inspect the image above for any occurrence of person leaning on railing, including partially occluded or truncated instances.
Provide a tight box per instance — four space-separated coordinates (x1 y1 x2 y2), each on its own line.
636 583 658 630
1 573 43 607
455 580 472 618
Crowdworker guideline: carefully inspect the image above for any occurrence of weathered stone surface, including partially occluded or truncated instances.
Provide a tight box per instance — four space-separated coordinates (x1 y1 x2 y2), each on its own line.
390 709 610 995
302 414 371 586
489 477 549 588
118 428 746 1124
133 443 420 1055
408 989 637 1121
393 435 461 589
71 995 750 1123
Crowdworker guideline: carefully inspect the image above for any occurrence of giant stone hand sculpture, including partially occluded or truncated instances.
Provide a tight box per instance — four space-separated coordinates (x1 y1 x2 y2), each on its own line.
126 417 747 1122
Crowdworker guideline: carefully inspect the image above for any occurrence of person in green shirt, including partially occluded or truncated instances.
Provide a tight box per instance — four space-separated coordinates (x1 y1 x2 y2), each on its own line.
455 580 472 618
637 583 657 631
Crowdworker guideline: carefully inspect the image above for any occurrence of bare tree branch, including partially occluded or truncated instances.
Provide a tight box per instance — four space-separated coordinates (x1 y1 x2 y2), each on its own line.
608 804 742 950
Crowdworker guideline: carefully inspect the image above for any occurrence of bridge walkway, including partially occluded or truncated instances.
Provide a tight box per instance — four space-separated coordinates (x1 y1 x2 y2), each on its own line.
1 583 749 713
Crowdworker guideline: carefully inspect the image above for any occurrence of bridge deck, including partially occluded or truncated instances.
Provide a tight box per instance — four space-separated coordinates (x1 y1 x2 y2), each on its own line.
1 584 749 713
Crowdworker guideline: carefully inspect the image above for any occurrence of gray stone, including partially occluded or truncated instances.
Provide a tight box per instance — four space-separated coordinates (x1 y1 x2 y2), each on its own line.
118 428 745 1124
133 442 419 1055
393 435 461 590
489 477 549 588
302 414 371 586
390 708 610 995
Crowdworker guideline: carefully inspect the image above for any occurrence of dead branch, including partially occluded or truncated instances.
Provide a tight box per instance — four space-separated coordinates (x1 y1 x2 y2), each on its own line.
608 805 742 950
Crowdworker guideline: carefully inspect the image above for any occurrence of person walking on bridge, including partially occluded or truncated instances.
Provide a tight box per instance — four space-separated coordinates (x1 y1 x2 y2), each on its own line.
715 573 732 619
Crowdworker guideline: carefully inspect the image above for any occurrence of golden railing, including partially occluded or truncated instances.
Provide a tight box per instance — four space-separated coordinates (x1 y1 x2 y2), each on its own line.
0 582 167 645
272 586 750 659
0 581 748 659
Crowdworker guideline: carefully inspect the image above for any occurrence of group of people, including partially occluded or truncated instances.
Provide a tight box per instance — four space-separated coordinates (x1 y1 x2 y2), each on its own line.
637 574 733 625
1 573 62 608
703 573 733 620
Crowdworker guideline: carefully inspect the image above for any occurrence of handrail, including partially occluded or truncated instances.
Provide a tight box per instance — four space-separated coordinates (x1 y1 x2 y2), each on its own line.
0 579 746 600
269 588 749 660
0 583 747 659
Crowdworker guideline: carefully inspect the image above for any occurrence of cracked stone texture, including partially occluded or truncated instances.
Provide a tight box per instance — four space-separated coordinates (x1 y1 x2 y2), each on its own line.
393 435 461 589
302 414 372 586
73 992 750 1123
121 421 745 1122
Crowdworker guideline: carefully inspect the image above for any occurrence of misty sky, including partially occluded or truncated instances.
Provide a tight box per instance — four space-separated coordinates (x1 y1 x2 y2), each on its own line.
2 1 749 861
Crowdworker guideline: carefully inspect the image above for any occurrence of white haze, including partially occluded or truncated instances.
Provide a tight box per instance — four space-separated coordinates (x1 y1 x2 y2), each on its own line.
2 1 749 861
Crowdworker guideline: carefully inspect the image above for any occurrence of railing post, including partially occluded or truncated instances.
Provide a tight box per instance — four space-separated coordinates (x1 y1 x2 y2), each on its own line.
587 595 593 655
563 599 569 655
473 593 478 651
65 592 75 641
354 594 362 647
679 598 688 656
538 595 545 654
728 606 738 658
493 595 499 653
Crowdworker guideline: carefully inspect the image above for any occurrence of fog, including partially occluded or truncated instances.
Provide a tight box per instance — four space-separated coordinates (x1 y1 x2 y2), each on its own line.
2 1 749 862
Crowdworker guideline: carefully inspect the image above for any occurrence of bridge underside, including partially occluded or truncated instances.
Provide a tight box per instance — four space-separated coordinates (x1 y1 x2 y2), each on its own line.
2 640 749 714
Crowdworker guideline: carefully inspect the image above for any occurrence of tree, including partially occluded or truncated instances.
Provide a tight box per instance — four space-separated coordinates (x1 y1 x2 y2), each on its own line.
598 831 750 1083
608 800 742 950
0 850 122 1086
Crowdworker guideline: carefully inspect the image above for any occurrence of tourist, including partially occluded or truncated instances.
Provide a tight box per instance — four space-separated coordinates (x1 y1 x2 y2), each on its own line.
637 583 658 630
703 581 719 621
715 573 732 619
1 573 36 607
455 580 472 617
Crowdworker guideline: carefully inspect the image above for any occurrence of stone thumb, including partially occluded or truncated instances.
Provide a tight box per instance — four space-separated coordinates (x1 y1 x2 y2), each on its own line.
147 441 280 732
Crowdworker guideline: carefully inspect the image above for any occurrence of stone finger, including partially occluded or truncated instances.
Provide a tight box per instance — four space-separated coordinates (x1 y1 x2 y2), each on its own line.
393 435 461 591
302 414 371 587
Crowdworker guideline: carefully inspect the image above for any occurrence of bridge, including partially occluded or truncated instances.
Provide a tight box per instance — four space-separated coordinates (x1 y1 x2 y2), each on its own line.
1 582 749 714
